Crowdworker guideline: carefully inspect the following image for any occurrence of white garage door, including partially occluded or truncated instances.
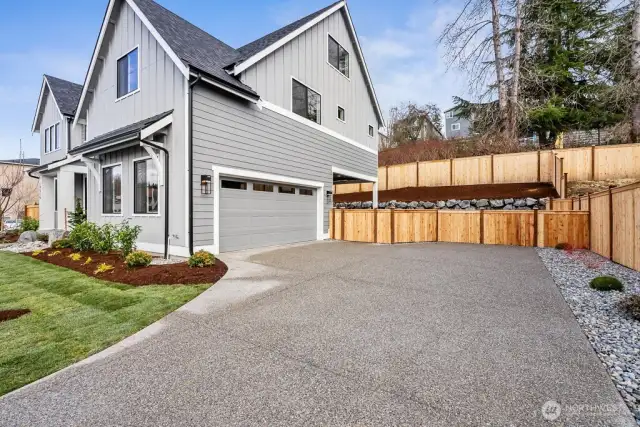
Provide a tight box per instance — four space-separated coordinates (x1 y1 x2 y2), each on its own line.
219 178 318 252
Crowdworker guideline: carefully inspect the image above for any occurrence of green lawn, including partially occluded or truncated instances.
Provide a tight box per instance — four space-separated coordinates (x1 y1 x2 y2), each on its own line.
0 251 208 396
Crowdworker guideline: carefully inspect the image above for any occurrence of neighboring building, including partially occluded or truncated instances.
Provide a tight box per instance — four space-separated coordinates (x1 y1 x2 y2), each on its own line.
389 114 442 145
30 0 383 256
444 106 471 138
0 160 40 222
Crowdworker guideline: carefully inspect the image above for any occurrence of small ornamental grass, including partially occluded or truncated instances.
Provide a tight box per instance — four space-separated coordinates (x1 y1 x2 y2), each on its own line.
83 257 93 266
31 249 45 256
619 295 640 321
68 253 83 262
94 263 114 275
589 276 624 292
47 251 62 257
125 251 153 268
188 250 215 268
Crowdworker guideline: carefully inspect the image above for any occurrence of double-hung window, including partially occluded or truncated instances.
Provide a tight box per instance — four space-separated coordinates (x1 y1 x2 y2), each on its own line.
328 35 349 78
44 128 50 153
54 123 60 150
43 123 59 153
134 159 159 214
102 164 122 214
292 79 321 124
117 47 139 99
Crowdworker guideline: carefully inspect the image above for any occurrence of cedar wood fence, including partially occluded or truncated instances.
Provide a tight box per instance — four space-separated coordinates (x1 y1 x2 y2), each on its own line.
24 204 39 220
334 143 640 198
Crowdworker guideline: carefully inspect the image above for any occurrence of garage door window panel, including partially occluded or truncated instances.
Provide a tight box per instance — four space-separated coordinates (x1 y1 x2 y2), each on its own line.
253 183 274 192
279 185 296 194
221 180 247 190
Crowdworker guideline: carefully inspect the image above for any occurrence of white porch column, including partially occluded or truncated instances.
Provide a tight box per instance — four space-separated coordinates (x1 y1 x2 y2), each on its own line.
373 181 379 209
39 176 55 230
57 169 76 230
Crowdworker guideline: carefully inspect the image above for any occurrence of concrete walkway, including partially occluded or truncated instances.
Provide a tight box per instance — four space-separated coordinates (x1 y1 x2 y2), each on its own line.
0 242 635 426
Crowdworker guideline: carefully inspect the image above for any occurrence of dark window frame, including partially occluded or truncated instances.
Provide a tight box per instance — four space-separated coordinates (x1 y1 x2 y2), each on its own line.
368 125 374 137
102 164 122 215
337 106 345 122
328 35 350 78
291 78 321 124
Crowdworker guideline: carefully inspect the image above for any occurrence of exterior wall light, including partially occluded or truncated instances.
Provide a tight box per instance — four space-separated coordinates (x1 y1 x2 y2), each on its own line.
201 175 212 195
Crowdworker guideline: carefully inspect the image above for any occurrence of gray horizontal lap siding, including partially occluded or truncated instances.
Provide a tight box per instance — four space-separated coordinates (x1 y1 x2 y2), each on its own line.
192 85 377 246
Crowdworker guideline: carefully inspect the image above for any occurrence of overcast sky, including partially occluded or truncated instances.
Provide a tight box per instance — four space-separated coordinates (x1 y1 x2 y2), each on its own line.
0 0 468 159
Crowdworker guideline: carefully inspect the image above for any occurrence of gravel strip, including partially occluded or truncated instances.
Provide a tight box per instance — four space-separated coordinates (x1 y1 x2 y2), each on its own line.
0 241 48 253
537 248 640 424
150 257 186 266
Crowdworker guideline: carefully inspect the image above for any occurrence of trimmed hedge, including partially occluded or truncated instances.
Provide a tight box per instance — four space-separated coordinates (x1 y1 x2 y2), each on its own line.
590 276 624 292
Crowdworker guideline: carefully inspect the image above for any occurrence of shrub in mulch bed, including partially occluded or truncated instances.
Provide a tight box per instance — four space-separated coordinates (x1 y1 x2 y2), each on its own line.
0 309 30 323
0 233 20 244
23 248 228 286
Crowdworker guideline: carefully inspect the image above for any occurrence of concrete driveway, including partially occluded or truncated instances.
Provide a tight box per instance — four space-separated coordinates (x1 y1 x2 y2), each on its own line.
0 242 635 426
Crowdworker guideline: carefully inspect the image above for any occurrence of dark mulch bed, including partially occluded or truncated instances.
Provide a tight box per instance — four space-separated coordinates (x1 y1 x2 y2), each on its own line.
23 248 228 286
0 309 31 323
0 233 20 244
334 182 559 203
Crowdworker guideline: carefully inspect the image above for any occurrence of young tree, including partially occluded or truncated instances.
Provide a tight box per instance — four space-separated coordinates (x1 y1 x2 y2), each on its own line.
387 102 443 146
0 163 36 231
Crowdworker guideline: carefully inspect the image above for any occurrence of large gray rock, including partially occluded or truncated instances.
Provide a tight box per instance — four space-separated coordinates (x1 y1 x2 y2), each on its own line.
476 199 489 208
397 202 408 209
47 230 67 246
378 202 388 209
18 231 38 244
446 199 459 208
526 197 538 207
514 198 527 207
408 201 419 209
490 199 505 208
459 200 471 209
387 200 397 208
504 204 515 210
504 198 515 205
361 201 373 209
422 201 436 209
539 197 549 206
436 200 446 209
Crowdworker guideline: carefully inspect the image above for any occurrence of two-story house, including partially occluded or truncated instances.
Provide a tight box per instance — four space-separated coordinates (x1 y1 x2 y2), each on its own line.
31 75 86 230
30 0 383 257
444 106 471 139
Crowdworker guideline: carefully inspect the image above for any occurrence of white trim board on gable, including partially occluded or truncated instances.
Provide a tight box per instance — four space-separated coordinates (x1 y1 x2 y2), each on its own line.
32 77 65 133
231 1 384 127
73 0 189 128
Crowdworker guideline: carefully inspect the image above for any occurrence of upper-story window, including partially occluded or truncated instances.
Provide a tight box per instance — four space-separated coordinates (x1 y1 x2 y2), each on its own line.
446 111 454 119
44 123 60 153
337 106 345 122
328 35 349 78
368 125 374 137
117 47 139 99
292 78 321 124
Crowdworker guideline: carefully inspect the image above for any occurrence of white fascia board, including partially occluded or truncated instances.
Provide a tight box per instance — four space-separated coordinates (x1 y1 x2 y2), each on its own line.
195 73 259 104
260 100 378 155
331 166 377 183
140 113 173 139
212 165 324 188
342 4 385 127
31 78 47 133
74 0 189 127
231 1 345 75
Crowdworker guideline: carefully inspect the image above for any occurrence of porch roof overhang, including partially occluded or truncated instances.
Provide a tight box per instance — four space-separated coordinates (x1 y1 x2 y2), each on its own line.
331 166 377 185
69 110 173 157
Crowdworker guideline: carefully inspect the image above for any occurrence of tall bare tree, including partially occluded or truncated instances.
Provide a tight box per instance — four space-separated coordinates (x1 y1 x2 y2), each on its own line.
387 102 443 147
632 0 640 142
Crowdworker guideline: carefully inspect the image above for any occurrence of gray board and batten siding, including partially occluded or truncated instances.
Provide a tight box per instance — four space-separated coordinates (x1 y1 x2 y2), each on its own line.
191 84 378 247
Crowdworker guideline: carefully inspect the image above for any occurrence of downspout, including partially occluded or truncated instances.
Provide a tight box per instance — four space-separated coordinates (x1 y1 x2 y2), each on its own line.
141 138 170 259
188 74 201 256
67 117 72 151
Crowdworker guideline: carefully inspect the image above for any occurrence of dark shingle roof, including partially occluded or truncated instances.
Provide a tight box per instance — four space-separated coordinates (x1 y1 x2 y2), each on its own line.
130 0 258 97
234 1 343 64
45 75 83 116
69 110 173 155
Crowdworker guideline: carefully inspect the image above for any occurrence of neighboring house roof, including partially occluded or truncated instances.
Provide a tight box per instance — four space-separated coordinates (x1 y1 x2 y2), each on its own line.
0 158 40 166
233 1 343 64
32 75 83 132
69 110 173 155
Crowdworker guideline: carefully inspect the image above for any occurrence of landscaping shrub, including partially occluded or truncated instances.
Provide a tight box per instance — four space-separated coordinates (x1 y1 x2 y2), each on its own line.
555 242 573 250
83 257 92 265
20 217 39 232
590 276 624 292
188 250 215 268
115 221 142 257
68 221 97 251
619 295 640 321
91 223 117 254
94 263 114 275
52 238 72 249
36 233 49 243
125 250 153 268
31 249 45 256
68 198 87 229
68 253 82 262
48 251 62 257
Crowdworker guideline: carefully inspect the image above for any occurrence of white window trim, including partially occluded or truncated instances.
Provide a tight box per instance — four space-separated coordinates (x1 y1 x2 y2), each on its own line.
115 45 141 102
451 123 461 131
211 165 325 254
131 156 161 217
326 33 351 81
446 111 454 119
44 122 62 154
101 162 124 217
368 124 375 138
337 105 346 123
290 76 322 125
